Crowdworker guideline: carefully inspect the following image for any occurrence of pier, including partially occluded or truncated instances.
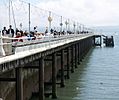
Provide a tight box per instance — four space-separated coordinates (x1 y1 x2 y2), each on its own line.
0 33 95 100
0 1 115 100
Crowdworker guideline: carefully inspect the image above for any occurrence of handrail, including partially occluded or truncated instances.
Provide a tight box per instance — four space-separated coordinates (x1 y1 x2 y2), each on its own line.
0 33 93 57
0 33 93 66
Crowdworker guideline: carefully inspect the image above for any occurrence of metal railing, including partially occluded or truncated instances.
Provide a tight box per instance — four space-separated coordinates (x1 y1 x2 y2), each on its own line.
0 32 93 57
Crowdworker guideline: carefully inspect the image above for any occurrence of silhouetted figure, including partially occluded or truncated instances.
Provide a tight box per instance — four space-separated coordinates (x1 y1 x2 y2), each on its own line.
50 28 54 34
2 27 8 36
8 25 14 37
33 26 37 33
45 27 48 34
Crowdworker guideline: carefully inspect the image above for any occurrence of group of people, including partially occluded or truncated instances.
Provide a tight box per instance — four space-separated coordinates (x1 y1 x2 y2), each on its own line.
1 25 90 43
1 26 39 42
2 25 14 37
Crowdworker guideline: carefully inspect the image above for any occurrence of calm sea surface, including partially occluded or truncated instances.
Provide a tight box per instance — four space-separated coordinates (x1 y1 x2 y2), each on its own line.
33 33 119 100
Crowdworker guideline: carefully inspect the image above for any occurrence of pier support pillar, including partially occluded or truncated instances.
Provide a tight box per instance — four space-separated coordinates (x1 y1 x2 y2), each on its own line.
80 41 83 61
83 40 86 55
16 67 23 100
75 44 78 68
60 50 65 87
71 45 74 73
39 57 44 100
67 47 70 79
78 43 80 64
52 53 57 99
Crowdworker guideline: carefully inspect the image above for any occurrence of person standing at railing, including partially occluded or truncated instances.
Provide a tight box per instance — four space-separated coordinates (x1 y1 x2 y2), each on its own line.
2 27 8 36
2 25 14 55
2 26 10 43
1 27 9 56
33 26 37 33
8 25 14 37
0 31 5 56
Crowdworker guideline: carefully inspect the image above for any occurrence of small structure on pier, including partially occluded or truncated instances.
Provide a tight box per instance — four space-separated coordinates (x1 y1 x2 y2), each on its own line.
103 35 114 47
94 35 102 47
94 35 114 47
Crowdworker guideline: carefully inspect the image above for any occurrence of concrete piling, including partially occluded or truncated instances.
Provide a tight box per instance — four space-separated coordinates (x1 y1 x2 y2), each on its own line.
16 67 23 100
66 47 70 79
39 57 44 100
60 50 65 87
71 45 74 73
75 44 78 68
52 53 57 99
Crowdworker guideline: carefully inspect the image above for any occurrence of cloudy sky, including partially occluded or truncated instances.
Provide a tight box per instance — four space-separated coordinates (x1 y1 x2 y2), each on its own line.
0 0 119 30
29 0 119 26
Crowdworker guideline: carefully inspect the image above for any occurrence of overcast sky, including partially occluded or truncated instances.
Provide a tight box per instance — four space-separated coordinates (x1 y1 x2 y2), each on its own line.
30 0 119 26
0 0 119 30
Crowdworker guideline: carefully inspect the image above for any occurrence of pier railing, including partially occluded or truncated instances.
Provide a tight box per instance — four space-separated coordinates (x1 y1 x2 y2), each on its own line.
0 33 94 58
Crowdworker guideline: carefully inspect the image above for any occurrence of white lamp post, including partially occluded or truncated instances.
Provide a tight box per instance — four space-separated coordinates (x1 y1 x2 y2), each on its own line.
73 22 76 34
65 20 68 34
60 16 63 34
48 11 52 33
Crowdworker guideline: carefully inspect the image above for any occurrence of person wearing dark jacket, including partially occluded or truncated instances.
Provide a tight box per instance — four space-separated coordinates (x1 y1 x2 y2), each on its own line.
2 27 8 36
8 25 14 37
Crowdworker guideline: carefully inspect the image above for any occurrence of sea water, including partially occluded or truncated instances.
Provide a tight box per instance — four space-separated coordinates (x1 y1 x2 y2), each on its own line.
33 32 119 100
